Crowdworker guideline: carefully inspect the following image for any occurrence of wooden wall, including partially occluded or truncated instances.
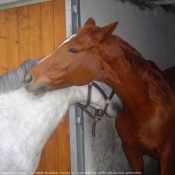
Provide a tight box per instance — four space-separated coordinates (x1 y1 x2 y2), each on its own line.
0 0 71 174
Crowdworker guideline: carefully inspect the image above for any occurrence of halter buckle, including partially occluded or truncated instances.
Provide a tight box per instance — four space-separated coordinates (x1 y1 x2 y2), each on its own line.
105 98 111 104
94 116 101 122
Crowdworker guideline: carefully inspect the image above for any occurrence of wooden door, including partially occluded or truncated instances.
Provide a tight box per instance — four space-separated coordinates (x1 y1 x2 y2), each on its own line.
0 0 70 174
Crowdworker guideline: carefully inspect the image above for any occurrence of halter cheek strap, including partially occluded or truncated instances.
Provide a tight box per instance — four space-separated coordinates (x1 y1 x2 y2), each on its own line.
77 82 115 137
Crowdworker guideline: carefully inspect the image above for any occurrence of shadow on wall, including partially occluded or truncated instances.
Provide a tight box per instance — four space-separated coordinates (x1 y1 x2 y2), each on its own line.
84 115 159 174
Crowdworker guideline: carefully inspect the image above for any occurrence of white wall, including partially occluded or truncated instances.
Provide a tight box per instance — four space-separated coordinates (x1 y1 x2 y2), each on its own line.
80 0 175 70
80 0 175 174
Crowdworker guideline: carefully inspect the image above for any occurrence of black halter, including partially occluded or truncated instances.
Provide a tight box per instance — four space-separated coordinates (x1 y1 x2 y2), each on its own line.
77 82 115 137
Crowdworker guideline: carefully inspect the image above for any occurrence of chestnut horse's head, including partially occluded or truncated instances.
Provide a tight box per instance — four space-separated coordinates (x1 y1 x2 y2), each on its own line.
25 18 118 94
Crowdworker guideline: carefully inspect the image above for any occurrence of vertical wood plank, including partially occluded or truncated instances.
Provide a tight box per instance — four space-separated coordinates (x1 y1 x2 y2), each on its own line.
41 1 59 172
17 6 30 64
41 1 54 56
54 0 66 47
53 0 69 173
0 10 8 74
57 112 71 174
34 152 45 174
29 4 42 59
29 4 45 173
6 8 19 69
44 131 59 171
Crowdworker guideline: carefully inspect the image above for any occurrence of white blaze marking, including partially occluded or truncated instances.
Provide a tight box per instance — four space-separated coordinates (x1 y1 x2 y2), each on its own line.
58 34 77 48
40 34 77 63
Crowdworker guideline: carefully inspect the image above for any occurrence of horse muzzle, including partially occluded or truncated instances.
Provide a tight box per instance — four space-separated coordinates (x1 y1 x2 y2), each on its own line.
25 74 48 96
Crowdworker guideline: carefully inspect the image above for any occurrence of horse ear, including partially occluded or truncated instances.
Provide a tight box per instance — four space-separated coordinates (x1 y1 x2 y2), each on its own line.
84 18 96 26
95 21 118 41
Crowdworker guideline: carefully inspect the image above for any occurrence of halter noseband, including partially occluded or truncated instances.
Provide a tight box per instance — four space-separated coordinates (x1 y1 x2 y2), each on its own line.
77 82 115 137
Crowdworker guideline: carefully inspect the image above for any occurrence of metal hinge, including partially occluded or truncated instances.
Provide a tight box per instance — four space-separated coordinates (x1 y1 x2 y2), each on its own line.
76 116 82 124
72 4 78 13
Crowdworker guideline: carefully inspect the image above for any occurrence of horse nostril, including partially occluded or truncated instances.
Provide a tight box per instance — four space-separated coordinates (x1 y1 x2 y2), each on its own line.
25 74 34 86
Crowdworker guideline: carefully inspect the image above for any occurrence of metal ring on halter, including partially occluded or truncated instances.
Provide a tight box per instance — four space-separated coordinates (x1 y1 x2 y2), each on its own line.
77 82 115 137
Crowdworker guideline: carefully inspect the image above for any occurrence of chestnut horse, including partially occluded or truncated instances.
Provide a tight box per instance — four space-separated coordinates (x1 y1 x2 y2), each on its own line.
25 18 175 175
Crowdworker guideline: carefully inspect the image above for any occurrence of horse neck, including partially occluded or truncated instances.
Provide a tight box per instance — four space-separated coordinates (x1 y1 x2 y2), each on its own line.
99 37 158 111
0 87 72 153
0 87 73 171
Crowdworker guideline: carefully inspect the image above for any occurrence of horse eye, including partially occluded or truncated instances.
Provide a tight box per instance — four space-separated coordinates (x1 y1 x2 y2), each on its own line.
69 48 79 54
